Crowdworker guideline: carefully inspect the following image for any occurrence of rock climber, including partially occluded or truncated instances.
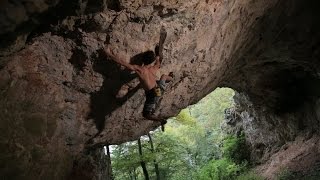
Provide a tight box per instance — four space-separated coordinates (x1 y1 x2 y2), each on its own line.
104 46 173 122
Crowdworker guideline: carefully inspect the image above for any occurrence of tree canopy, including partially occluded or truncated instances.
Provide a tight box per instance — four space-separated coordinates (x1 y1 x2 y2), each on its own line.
110 88 256 180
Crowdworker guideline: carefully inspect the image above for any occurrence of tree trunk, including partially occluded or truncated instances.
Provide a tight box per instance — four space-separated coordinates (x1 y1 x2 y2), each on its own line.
129 170 134 180
134 168 137 180
105 145 114 180
147 133 160 180
138 138 150 180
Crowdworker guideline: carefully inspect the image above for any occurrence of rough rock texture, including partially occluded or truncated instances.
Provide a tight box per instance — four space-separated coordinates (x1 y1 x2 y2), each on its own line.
255 134 320 179
221 0 320 174
226 92 320 180
1 0 320 179
226 92 320 162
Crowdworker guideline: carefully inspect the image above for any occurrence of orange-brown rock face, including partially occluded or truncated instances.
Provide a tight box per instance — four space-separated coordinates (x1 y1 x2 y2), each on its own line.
1 0 320 179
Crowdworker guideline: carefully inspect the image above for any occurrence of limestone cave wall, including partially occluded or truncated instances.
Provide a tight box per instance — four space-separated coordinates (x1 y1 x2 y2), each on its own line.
222 0 320 164
1 0 320 179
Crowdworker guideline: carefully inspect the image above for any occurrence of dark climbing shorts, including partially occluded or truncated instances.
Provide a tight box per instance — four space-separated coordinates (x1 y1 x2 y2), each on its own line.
143 80 166 116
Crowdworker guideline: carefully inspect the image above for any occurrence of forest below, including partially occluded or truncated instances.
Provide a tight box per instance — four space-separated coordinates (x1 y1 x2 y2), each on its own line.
107 88 262 180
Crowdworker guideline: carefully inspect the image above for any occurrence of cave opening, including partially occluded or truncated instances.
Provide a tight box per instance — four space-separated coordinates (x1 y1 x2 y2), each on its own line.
104 87 256 180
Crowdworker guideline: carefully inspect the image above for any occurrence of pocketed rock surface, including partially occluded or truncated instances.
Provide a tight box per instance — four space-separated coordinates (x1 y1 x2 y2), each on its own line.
1 0 320 179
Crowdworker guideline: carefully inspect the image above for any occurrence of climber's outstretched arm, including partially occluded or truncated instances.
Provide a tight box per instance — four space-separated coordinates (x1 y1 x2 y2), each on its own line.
104 46 140 72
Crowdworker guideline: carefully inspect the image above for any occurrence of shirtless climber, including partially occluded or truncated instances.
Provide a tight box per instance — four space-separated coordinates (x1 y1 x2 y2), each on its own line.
104 46 173 121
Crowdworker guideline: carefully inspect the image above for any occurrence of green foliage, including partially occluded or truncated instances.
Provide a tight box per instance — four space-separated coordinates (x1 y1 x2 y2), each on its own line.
222 133 250 164
111 88 240 180
190 88 235 127
111 142 145 180
194 133 251 180
196 158 244 180
174 109 196 125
